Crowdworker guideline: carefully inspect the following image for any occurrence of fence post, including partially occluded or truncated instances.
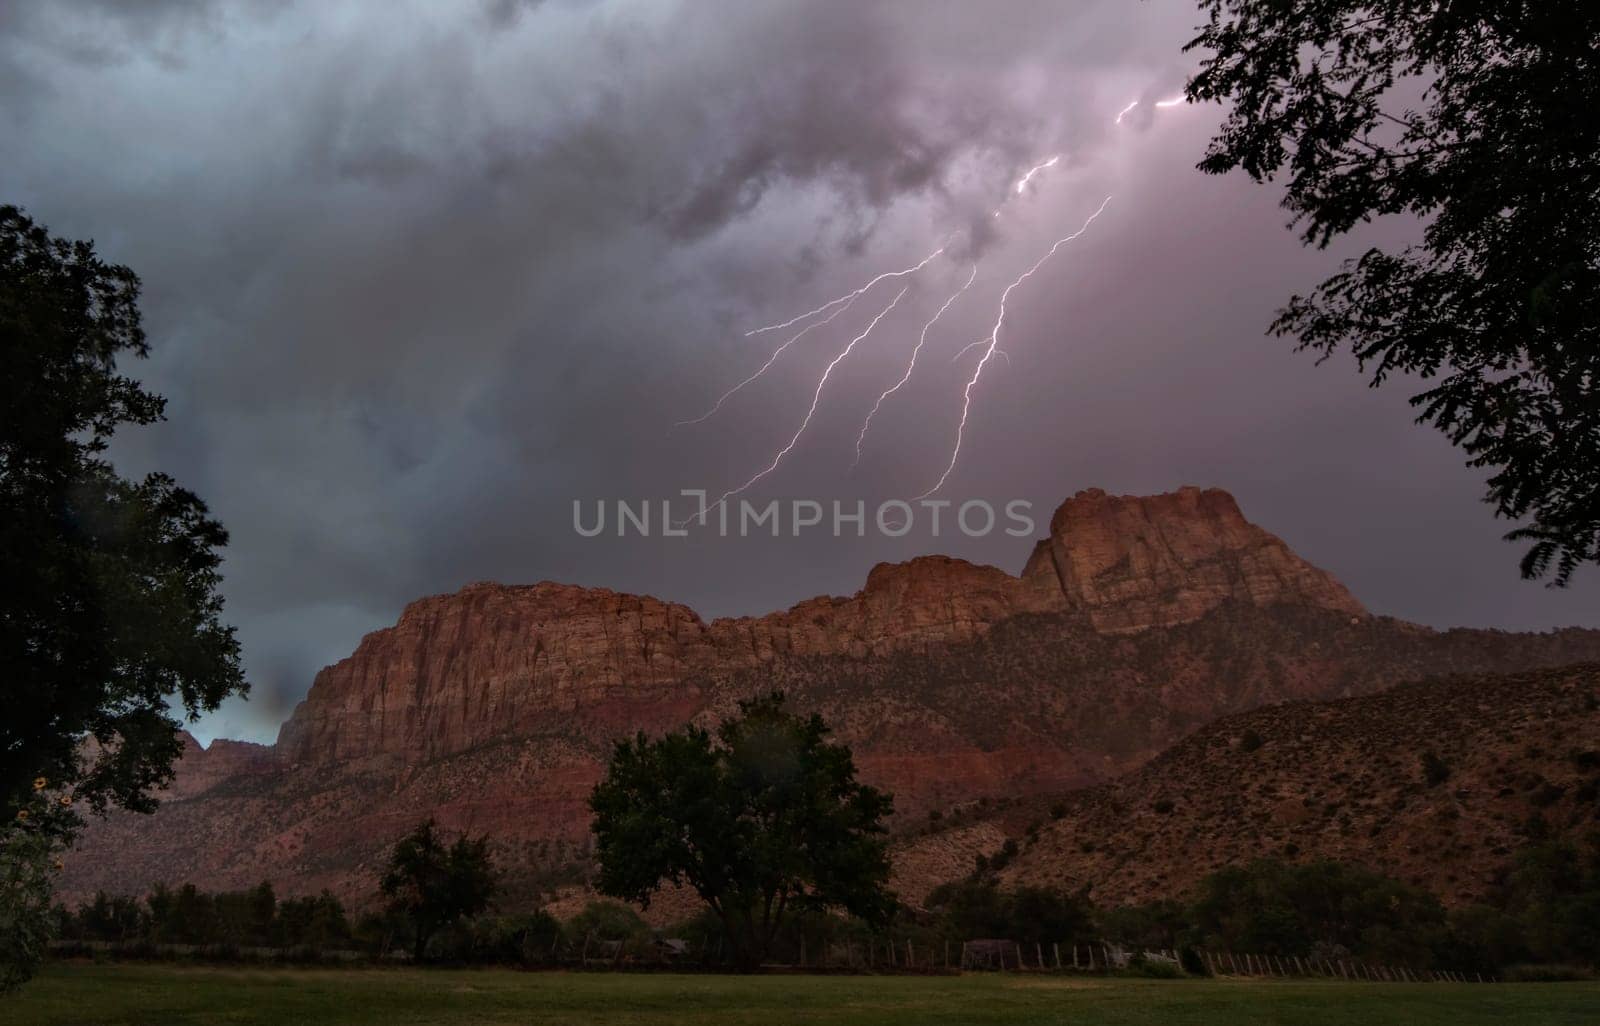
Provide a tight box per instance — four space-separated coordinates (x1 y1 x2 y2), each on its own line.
960 941 968 970
1054 942 1061 969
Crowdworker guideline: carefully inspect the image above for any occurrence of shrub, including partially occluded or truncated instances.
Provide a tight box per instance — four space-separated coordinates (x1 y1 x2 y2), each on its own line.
0 827 57 993
1421 750 1452 787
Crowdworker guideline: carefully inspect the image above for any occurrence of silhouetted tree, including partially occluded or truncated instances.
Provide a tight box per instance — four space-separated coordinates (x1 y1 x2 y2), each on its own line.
378 820 495 963
589 694 895 970
1191 858 1448 965
1185 3 1600 583
1 204 245 992
1 205 244 821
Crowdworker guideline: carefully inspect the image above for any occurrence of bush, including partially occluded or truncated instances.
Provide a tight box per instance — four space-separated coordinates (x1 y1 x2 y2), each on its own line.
0 827 58 993
1422 750 1452 787
564 900 649 947
1126 957 1184 979
467 912 562 965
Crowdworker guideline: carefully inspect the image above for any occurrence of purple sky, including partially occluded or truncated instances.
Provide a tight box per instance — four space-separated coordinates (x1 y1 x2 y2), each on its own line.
3 0 1594 744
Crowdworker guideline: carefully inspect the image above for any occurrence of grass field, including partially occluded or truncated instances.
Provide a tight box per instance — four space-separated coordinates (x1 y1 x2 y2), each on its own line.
8 963 1599 1026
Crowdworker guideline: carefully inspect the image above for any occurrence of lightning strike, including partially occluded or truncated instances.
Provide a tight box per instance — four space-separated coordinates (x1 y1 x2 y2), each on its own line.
852 263 978 467
687 287 911 526
743 242 950 338
915 194 1113 500
1014 155 1060 194
950 337 988 362
674 295 861 428
1154 95 1186 107
1114 99 1139 123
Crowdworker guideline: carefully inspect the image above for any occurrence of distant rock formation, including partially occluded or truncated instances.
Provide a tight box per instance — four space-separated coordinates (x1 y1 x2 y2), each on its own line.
277 487 1366 767
1029 486 1365 633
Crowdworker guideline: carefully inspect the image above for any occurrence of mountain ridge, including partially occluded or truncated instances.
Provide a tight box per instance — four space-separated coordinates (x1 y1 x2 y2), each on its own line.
59 486 1600 908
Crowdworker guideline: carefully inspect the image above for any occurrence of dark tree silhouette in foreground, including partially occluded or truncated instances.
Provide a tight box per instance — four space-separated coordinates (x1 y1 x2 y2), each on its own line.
379 820 495 963
590 694 895 970
1185 3 1599 584
1 207 246 826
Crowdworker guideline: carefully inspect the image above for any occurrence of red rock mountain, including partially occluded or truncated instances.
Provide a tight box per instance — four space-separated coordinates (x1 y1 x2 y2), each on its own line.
61 488 1599 908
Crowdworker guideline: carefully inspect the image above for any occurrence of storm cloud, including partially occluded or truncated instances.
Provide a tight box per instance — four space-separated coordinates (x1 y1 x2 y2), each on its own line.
2 0 1592 743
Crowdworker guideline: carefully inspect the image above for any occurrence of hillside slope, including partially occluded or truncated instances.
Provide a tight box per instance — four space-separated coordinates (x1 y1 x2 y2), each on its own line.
976 664 1600 908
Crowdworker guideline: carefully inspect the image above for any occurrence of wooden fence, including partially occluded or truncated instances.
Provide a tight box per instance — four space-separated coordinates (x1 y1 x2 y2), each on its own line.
50 937 1496 980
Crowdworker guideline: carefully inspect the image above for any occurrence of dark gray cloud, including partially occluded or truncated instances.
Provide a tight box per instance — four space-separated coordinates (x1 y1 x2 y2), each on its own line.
2 1 1593 743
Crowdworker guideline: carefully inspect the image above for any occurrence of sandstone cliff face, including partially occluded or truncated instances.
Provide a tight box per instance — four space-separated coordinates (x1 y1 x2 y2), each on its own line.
276 582 721 766
276 488 1364 767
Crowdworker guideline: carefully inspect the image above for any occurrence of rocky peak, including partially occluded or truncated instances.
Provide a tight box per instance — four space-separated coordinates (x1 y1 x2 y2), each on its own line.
1033 486 1366 632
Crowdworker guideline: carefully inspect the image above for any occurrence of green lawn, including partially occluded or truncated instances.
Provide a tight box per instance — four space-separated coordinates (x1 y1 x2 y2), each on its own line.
8 963 1599 1026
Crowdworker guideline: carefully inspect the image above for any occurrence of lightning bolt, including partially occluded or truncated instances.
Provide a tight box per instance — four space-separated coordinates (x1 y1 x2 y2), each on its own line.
743 241 950 338
914 195 1113 500
852 263 978 468
674 295 862 428
1114 99 1139 123
951 338 1009 364
1013 155 1060 194
687 287 911 526
1154 95 1185 108
950 337 987 362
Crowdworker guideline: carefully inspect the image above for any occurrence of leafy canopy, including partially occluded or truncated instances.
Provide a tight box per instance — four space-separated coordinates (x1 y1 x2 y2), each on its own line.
589 693 894 969
1 205 245 826
1186 2 1600 583
378 819 495 963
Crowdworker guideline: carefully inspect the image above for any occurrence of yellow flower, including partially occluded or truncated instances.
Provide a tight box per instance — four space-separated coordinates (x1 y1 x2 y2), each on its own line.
59 795 73 807
32 777 47 791
53 860 65 873
14 809 27 822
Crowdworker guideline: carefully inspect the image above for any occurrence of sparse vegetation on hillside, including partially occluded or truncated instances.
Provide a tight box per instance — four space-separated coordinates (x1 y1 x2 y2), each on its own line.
973 665 1600 910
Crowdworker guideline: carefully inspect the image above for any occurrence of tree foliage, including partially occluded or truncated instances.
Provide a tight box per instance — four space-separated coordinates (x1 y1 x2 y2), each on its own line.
378 820 495 963
925 879 1094 947
0 205 245 827
1185 3 1600 583
1190 858 1449 964
0 798 57 994
589 693 895 969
